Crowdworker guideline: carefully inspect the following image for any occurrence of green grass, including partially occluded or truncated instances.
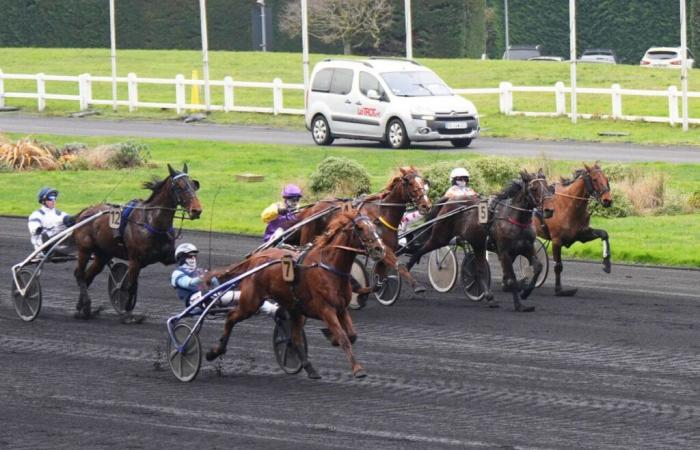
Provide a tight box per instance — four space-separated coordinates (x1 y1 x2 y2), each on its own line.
2 48 700 145
1 132 699 267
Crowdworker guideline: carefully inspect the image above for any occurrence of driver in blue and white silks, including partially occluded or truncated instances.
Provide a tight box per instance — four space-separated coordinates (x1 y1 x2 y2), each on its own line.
28 187 76 251
171 243 279 315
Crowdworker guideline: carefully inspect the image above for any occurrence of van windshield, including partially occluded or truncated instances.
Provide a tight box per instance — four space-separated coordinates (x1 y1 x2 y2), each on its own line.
380 71 452 97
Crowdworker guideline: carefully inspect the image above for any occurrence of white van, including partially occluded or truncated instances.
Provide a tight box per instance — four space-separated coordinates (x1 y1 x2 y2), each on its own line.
305 58 480 149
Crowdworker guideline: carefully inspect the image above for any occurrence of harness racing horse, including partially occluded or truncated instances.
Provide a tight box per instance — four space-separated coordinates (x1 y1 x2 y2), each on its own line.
204 205 386 379
534 163 612 296
289 166 431 294
73 164 202 322
489 170 554 311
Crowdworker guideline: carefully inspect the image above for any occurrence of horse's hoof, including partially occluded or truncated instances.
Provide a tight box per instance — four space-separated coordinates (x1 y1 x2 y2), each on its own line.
357 293 368 309
413 284 426 294
73 310 90 320
603 260 611 274
353 368 367 378
304 364 321 379
205 350 220 362
520 290 533 300
321 328 339 347
349 334 357 344
555 288 578 297
515 304 536 313
487 301 500 309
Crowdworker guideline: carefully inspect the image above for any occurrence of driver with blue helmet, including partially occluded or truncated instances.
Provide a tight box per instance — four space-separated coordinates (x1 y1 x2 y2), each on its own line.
28 187 76 250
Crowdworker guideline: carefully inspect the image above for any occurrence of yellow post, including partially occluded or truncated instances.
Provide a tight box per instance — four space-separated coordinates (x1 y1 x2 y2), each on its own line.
191 69 201 111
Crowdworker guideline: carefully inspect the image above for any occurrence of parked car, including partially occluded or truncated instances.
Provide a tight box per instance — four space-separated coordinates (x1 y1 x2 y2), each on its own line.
305 58 480 149
580 48 620 64
640 47 695 68
503 44 545 60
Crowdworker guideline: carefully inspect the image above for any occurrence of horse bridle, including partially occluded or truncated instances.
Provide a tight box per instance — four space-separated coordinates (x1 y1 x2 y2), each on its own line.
582 169 610 204
171 172 199 219
342 214 384 255
527 177 553 211
401 172 429 207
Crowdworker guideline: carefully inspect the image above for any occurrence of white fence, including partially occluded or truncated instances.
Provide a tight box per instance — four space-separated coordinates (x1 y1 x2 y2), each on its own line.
0 69 698 125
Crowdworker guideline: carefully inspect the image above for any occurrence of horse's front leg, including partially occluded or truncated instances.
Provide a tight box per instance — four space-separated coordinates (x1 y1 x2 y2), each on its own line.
520 245 542 301
319 306 366 378
74 251 106 319
552 241 577 297
576 227 611 273
205 306 247 362
499 252 535 312
289 315 321 379
120 260 144 324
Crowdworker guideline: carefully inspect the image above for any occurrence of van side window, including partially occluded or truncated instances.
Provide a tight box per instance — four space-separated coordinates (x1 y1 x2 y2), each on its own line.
359 72 384 98
311 68 333 93
330 69 353 95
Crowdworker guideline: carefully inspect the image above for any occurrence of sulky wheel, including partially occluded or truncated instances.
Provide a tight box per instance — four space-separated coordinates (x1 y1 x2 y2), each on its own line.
11 268 42 322
167 323 202 382
372 262 402 306
515 239 549 288
108 261 134 314
460 251 491 302
427 247 458 293
273 318 307 375
349 258 369 310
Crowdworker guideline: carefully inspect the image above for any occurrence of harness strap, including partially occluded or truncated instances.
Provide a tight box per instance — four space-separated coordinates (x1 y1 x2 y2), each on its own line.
332 244 366 254
507 216 532 229
378 216 398 231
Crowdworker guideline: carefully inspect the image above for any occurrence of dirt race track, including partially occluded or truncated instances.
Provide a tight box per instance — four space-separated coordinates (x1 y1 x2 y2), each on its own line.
1 216 700 449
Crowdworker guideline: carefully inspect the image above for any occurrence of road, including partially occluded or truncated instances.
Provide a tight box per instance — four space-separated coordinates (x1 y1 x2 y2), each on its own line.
1 113 700 163
2 216 700 449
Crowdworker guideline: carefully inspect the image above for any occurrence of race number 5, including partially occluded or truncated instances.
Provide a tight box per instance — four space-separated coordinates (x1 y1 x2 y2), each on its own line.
281 255 295 282
108 209 122 229
478 201 488 224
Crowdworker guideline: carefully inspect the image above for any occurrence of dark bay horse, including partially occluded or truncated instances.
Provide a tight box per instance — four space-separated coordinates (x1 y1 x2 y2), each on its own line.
534 163 612 296
489 170 554 312
73 164 202 321
289 166 431 294
204 205 386 379
405 170 553 312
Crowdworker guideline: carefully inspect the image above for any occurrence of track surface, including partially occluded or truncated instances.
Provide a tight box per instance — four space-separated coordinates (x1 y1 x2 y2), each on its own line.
1 113 700 163
2 216 700 449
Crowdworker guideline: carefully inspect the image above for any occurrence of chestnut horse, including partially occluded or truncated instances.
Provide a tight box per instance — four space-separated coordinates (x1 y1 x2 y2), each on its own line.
204 206 386 379
533 163 612 296
73 164 202 321
288 166 431 294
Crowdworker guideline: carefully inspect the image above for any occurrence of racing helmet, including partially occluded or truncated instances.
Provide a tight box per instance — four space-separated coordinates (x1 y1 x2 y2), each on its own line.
449 168 470 183
281 184 303 199
37 187 59 204
175 243 199 264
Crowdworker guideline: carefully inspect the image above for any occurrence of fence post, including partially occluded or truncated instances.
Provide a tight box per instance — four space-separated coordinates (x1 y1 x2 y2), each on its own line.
0 69 4 108
175 74 185 115
554 81 565 115
273 78 283 115
85 73 93 109
611 83 622 119
499 81 513 115
223 76 234 112
78 73 89 110
36 73 46 112
127 72 138 112
668 86 679 126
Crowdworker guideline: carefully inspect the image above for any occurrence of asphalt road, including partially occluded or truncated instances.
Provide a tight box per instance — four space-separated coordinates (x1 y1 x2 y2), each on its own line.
2 216 700 449
1 113 700 163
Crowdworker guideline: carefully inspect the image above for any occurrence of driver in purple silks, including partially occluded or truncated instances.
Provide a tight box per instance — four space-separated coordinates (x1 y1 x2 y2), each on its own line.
261 184 303 242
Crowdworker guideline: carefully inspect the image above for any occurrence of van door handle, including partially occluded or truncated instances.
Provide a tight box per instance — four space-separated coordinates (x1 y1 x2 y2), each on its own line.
344 99 352 104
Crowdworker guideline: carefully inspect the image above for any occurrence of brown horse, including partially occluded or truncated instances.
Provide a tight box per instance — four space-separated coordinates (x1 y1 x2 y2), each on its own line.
289 166 431 294
73 164 202 321
534 163 612 296
204 205 386 378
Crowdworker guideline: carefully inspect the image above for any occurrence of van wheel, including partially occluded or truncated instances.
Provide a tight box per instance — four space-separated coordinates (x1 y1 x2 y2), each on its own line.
386 119 410 149
450 138 472 148
311 115 334 146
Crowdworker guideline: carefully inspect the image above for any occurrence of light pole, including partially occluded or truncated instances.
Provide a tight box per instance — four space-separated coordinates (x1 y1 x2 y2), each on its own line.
199 0 211 111
680 0 689 131
109 0 117 111
504 0 509 59
257 0 267 52
405 0 413 59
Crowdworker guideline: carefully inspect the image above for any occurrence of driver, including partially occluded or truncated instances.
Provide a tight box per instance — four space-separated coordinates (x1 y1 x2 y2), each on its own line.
171 243 279 315
444 167 478 198
261 184 303 242
28 187 76 251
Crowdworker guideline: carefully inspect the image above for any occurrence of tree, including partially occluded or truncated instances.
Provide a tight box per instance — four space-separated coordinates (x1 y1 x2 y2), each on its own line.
278 0 394 55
